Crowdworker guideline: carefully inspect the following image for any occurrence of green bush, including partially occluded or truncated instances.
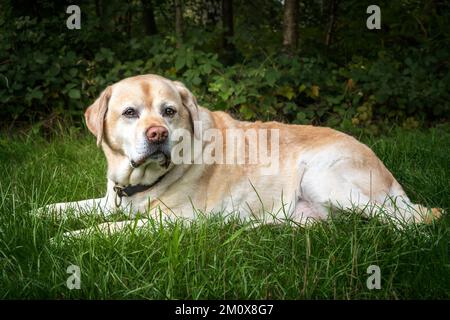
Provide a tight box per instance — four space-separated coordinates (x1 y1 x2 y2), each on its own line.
1 4 448 133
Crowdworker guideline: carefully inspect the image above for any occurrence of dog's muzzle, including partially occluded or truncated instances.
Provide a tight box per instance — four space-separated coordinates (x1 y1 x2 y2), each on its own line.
130 149 171 169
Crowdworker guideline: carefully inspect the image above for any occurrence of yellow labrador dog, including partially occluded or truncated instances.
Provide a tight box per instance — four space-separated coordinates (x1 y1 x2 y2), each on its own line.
42 74 441 235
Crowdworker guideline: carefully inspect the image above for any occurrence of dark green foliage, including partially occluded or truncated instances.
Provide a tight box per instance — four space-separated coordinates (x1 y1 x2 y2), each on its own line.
0 0 449 131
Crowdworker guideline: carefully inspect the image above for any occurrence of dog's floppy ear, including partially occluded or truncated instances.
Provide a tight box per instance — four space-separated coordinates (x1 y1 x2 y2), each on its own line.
172 80 200 139
84 86 112 147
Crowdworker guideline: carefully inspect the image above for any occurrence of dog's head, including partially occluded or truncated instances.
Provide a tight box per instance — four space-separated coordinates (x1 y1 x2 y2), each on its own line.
84 74 199 169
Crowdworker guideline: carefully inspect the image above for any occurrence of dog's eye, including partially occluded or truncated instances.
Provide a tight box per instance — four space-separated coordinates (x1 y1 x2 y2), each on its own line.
123 107 138 118
163 107 176 117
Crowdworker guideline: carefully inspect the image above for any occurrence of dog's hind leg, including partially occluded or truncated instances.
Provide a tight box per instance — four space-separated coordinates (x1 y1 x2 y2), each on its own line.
303 161 442 226
384 180 442 224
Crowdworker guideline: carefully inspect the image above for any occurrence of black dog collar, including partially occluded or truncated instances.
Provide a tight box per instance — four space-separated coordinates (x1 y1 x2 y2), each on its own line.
113 172 168 207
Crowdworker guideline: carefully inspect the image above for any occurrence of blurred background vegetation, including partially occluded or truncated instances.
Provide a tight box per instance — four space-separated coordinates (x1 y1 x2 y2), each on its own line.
0 0 449 135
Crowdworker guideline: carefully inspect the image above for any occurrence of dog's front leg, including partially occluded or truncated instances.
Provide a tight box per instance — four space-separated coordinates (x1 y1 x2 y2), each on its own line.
55 218 152 241
54 209 193 241
37 196 115 219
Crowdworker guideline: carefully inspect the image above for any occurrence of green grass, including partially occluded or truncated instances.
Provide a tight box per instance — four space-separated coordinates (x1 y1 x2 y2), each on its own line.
0 125 449 299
